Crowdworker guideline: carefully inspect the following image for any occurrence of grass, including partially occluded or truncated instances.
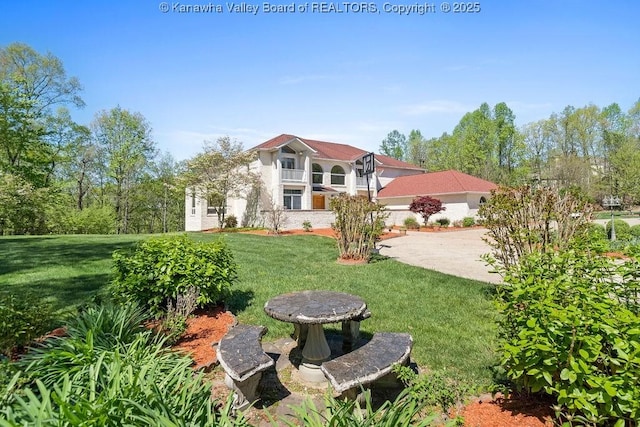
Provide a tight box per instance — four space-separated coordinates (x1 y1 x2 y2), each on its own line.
0 232 498 386
0 234 146 312
594 210 640 220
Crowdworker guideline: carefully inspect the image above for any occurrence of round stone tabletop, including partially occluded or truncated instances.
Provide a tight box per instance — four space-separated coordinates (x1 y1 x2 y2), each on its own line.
264 290 367 324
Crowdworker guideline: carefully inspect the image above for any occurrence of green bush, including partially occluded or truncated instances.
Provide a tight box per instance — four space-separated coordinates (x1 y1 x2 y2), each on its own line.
395 365 472 414
403 216 420 230
224 214 238 229
496 251 640 424
46 203 116 234
606 219 631 241
462 217 475 227
110 235 237 315
435 217 450 227
3 304 245 426
0 293 56 356
631 224 640 238
584 222 607 241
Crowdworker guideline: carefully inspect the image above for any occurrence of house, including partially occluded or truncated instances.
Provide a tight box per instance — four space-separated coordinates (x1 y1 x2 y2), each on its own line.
185 135 498 231
185 134 423 231
376 170 498 226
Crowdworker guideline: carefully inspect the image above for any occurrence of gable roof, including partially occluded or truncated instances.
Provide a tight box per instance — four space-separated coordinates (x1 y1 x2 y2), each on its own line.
377 170 498 198
253 134 423 171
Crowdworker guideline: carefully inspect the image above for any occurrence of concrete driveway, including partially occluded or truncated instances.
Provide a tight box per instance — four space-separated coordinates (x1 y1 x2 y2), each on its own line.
378 218 640 285
378 228 502 284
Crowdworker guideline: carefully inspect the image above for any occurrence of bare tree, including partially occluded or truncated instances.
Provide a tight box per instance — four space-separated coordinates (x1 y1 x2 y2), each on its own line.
260 190 287 235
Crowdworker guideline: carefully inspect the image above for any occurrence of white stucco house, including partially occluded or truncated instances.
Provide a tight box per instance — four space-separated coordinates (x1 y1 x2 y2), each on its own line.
185 134 497 231
376 169 498 226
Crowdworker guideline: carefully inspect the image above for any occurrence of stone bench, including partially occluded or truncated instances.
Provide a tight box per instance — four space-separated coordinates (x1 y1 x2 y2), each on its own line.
320 332 413 399
217 324 274 411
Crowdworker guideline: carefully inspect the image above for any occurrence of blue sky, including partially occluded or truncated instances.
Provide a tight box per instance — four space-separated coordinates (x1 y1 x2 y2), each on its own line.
2 1 638 161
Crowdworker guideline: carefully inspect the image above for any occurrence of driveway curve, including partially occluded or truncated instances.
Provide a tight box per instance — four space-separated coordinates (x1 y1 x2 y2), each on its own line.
378 228 502 284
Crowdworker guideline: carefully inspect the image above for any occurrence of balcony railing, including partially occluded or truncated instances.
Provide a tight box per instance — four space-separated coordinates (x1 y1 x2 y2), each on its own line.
281 168 306 182
356 176 370 187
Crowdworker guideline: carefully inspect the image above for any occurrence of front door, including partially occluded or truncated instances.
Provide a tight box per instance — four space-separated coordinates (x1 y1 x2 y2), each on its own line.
313 195 325 210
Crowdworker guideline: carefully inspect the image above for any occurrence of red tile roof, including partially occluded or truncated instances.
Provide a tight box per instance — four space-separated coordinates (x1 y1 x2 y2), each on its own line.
252 134 423 171
377 170 498 198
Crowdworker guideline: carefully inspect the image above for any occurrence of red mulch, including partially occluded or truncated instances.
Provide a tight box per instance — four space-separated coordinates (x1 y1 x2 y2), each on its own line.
172 306 235 370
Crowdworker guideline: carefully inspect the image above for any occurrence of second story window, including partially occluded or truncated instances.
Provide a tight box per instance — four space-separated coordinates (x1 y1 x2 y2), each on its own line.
282 157 295 169
331 165 345 186
312 163 323 184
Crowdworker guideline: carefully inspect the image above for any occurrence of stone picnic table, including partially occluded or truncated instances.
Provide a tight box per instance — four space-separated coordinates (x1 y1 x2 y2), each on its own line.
264 290 368 382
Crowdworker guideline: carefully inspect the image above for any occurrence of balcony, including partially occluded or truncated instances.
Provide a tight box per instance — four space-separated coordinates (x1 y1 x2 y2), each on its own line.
281 168 306 182
356 176 370 187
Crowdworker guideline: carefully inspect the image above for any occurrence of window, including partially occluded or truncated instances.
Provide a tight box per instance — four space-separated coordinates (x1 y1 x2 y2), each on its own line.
283 189 302 210
312 163 323 184
479 196 487 205
331 165 345 185
281 145 296 154
190 191 196 215
282 157 295 170
207 195 224 216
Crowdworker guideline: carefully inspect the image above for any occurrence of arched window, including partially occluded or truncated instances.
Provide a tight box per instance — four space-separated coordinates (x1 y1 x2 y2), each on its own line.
331 165 345 185
479 196 487 205
312 163 323 184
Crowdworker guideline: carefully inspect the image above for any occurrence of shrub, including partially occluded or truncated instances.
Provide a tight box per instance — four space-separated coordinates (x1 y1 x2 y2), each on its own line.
4 304 244 426
409 195 445 225
302 220 312 232
435 217 450 227
606 219 631 241
479 186 593 271
162 287 199 345
495 251 640 424
585 222 607 240
0 293 56 356
395 365 472 414
330 194 388 261
224 214 238 229
403 216 420 230
631 224 640 238
462 217 475 227
110 235 237 315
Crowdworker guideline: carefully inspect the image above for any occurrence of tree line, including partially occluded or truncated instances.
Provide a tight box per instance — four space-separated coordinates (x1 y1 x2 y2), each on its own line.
380 100 640 206
0 43 186 235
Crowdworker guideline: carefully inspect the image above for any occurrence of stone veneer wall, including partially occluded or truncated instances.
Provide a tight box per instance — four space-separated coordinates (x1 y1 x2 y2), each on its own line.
275 210 336 229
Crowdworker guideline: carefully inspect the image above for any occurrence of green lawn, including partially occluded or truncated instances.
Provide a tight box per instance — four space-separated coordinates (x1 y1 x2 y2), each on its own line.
0 233 497 385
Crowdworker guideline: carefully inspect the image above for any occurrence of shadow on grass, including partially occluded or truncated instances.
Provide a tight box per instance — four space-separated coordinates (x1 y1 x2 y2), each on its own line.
0 238 138 275
226 289 256 314
4 273 111 311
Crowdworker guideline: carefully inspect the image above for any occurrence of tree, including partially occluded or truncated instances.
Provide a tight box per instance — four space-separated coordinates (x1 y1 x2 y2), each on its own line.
92 106 156 234
493 102 526 184
260 189 287 235
452 103 497 181
409 196 445 225
0 43 84 188
405 129 428 167
183 136 257 228
379 130 407 160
